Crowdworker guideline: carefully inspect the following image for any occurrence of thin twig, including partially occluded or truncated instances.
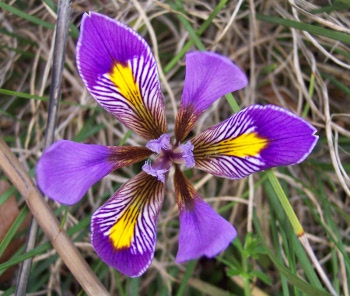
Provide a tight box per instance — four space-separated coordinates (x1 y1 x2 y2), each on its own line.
0 138 109 295
15 0 72 294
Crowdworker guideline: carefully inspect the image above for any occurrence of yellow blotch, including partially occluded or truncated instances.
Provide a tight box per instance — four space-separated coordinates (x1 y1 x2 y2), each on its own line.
109 63 142 108
109 204 139 250
219 133 268 157
197 132 268 158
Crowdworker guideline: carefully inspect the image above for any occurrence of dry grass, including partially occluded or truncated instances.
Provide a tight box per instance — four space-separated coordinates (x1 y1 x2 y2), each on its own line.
0 0 349 295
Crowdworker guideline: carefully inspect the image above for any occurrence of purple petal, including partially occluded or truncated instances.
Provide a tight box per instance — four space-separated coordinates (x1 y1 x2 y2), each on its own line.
91 172 164 277
175 52 247 142
174 166 236 263
36 140 152 205
177 198 237 263
76 12 167 140
192 105 318 179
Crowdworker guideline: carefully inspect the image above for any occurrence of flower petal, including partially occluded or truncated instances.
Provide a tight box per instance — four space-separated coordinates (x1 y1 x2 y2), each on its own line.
142 160 169 183
192 105 318 179
36 140 152 205
77 12 167 140
175 52 247 142
174 166 236 263
146 133 171 153
91 172 164 277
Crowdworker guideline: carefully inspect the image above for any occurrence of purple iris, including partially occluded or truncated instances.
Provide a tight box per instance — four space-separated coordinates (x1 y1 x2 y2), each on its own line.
36 12 318 277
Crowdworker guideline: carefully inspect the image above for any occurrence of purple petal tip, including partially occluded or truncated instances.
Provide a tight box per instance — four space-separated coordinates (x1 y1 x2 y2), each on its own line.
36 140 112 205
176 198 237 263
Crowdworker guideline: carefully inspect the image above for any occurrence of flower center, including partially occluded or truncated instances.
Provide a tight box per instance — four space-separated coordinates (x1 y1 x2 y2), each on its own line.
142 133 194 182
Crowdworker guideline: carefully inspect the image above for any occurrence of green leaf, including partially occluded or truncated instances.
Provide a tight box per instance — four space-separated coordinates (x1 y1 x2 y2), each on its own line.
227 267 242 277
0 186 16 207
254 216 331 296
175 260 196 296
257 14 350 45
0 206 29 259
0 2 54 30
250 270 272 285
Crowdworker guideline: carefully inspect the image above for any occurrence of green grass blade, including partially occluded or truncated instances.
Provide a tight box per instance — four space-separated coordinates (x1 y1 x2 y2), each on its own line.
0 186 16 207
0 206 29 259
266 170 304 236
175 260 196 296
164 0 228 73
254 215 331 296
256 14 350 45
0 88 49 102
129 277 140 296
171 0 206 51
0 213 91 275
0 88 96 110
263 176 324 289
268 206 290 295
0 2 54 30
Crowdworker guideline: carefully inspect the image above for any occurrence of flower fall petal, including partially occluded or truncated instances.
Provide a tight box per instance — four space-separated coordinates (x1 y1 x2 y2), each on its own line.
174 166 236 263
36 140 151 205
175 52 247 142
77 12 167 140
192 105 318 179
91 172 164 277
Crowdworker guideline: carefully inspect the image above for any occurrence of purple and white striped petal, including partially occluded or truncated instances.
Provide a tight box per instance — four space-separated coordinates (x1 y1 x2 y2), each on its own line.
91 172 164 277
174 166 236 262
36 140 152 205
77 12 167 140
175 52 247 142
192 105 318 179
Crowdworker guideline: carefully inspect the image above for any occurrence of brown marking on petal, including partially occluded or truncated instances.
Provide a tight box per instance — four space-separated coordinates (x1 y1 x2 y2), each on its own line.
107 146 152 170
174 165 197 211
174 105 198 143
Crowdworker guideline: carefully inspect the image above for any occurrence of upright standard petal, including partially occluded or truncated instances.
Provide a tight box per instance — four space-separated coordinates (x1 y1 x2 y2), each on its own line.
77 12 167 140
174 166 236 263
36 140 152 205
175 52 247 142
91 172 164 277
192 105 318 179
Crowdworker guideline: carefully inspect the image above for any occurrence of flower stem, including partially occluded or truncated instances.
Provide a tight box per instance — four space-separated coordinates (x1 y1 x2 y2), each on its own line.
176 260 196 296
242 254 251 296
266 170 304 236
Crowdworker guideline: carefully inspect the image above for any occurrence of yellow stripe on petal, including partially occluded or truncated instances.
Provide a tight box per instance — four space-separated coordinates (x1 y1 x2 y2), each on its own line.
195 132 268 158
109 63 143 110
218 133 268 157
107 62 166 139
109 204 139 249
91 171 165 277
77 12 167 140
93 172 164 252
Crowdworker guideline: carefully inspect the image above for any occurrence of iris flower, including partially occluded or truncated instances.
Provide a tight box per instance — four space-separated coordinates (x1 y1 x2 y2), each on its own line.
36 12 318 277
